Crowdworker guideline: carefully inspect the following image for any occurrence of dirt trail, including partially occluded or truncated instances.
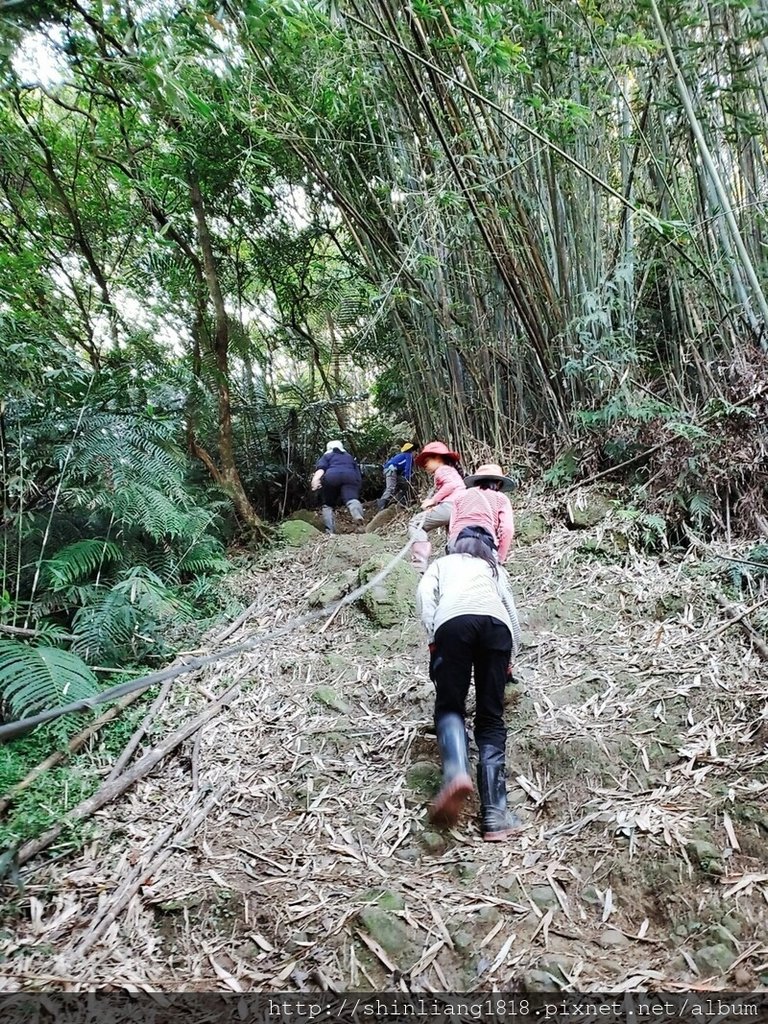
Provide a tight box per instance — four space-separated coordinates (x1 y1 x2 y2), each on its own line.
1 506 767 991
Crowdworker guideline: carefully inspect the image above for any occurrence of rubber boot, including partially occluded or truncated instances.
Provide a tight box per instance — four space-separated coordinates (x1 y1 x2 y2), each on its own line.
346 498 365 532
477 745 522 842
321 505 335 534
411 540 432 573
429 713 474 827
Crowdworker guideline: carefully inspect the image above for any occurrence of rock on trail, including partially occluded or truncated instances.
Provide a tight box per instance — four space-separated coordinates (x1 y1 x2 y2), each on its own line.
1 505 767 990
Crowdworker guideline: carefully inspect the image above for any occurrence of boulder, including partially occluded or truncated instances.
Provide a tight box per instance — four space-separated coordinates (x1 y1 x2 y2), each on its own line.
316 533 387 574
521 968 561 992
359 907 417 960
361 621 423 655
454 861 478 882
308 569 357 608
516 515 549 546
732 801 768 835
406 761 441 798
686 838 725 876
452 930 474 952
565 490 613 529
419 831 446 854
362 889 405 912
708 923 739 949
578 530 629 558
581 885 602 906
357 553 418 628
318 653 358 683
311 686 350 714
280 519 322 547
529 884 559 910
365 506 400 533
498 876 524 900
541 955 576 977
288 508 322 526
693 943 736 975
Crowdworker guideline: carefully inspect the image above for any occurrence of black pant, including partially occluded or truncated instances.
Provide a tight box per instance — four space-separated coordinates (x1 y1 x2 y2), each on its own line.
432 614 511 754
321 473 360 506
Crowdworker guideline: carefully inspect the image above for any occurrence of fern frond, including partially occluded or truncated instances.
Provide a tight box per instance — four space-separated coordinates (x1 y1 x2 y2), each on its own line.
0 640 98 719
71 590 136 664
71 569 189 664
111 485 203 541
687 491 714 525
145 543 176 580
174 538 230 577
111 567 190 619
43 538 124 591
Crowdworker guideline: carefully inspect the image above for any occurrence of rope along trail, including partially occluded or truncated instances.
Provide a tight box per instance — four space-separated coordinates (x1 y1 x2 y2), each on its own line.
0 530 421 744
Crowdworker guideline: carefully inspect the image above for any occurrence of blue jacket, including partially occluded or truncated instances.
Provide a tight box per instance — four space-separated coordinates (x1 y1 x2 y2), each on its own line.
383 451 414 480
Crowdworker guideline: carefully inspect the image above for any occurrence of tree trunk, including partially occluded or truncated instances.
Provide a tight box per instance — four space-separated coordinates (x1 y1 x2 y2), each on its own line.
188 171 265 535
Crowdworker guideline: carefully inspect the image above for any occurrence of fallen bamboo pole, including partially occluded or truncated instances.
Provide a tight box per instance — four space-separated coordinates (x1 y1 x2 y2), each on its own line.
0 692 141 818
73 786 222 957
104 676 174 784
16 670 246 869
714 594 768 662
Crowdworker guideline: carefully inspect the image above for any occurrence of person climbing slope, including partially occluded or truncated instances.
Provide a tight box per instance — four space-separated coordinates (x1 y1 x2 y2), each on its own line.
448 463 516 563
417 533 523 841
376 442 416 510
408 441 465 572
311 441 365 534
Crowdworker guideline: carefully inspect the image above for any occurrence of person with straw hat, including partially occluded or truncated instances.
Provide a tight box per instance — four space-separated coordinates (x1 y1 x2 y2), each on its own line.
447 463 516 563
376 442 416 510
408 441 465 572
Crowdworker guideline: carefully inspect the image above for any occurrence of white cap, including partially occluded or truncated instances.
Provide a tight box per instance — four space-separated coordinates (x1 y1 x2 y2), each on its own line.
326 440 345 452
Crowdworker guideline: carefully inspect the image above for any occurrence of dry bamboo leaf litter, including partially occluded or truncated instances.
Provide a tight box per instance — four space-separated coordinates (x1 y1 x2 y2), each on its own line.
0 515 766 991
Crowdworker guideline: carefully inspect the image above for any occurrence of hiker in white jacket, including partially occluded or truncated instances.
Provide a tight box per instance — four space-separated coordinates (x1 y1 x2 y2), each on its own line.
416 529 522 841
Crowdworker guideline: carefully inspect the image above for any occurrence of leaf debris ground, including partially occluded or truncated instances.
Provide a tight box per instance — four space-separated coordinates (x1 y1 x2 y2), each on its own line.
1 501 767 991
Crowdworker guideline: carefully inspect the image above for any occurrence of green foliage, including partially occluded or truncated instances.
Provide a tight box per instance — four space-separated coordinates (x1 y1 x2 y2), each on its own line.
43 540 124 591
614 507 669 552
0 640 98 720
577 391 674 430
372 366 409 420
686 491 714 529
728 545 768 591
70 569 190 666
0 360 233 696
543 451 580 487
0 717 105 853
174 538 231 577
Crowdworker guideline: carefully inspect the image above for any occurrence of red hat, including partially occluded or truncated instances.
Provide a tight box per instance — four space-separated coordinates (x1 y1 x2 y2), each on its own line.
415 440 461 468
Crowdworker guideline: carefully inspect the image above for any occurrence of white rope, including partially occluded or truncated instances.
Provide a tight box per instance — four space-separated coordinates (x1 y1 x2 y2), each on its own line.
0 521 425 743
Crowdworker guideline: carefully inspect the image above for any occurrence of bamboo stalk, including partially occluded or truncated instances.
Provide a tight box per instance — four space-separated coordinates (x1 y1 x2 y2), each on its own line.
649 0 768 340
714 594 768 662
0 693 140 818
16 672 245 869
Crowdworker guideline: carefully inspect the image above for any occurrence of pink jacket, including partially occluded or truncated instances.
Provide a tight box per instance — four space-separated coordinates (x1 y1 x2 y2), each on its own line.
431 465 465 505
448 488 515 562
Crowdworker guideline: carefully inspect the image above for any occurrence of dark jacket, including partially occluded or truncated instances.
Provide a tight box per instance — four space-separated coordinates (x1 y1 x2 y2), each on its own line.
316 450 362 484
